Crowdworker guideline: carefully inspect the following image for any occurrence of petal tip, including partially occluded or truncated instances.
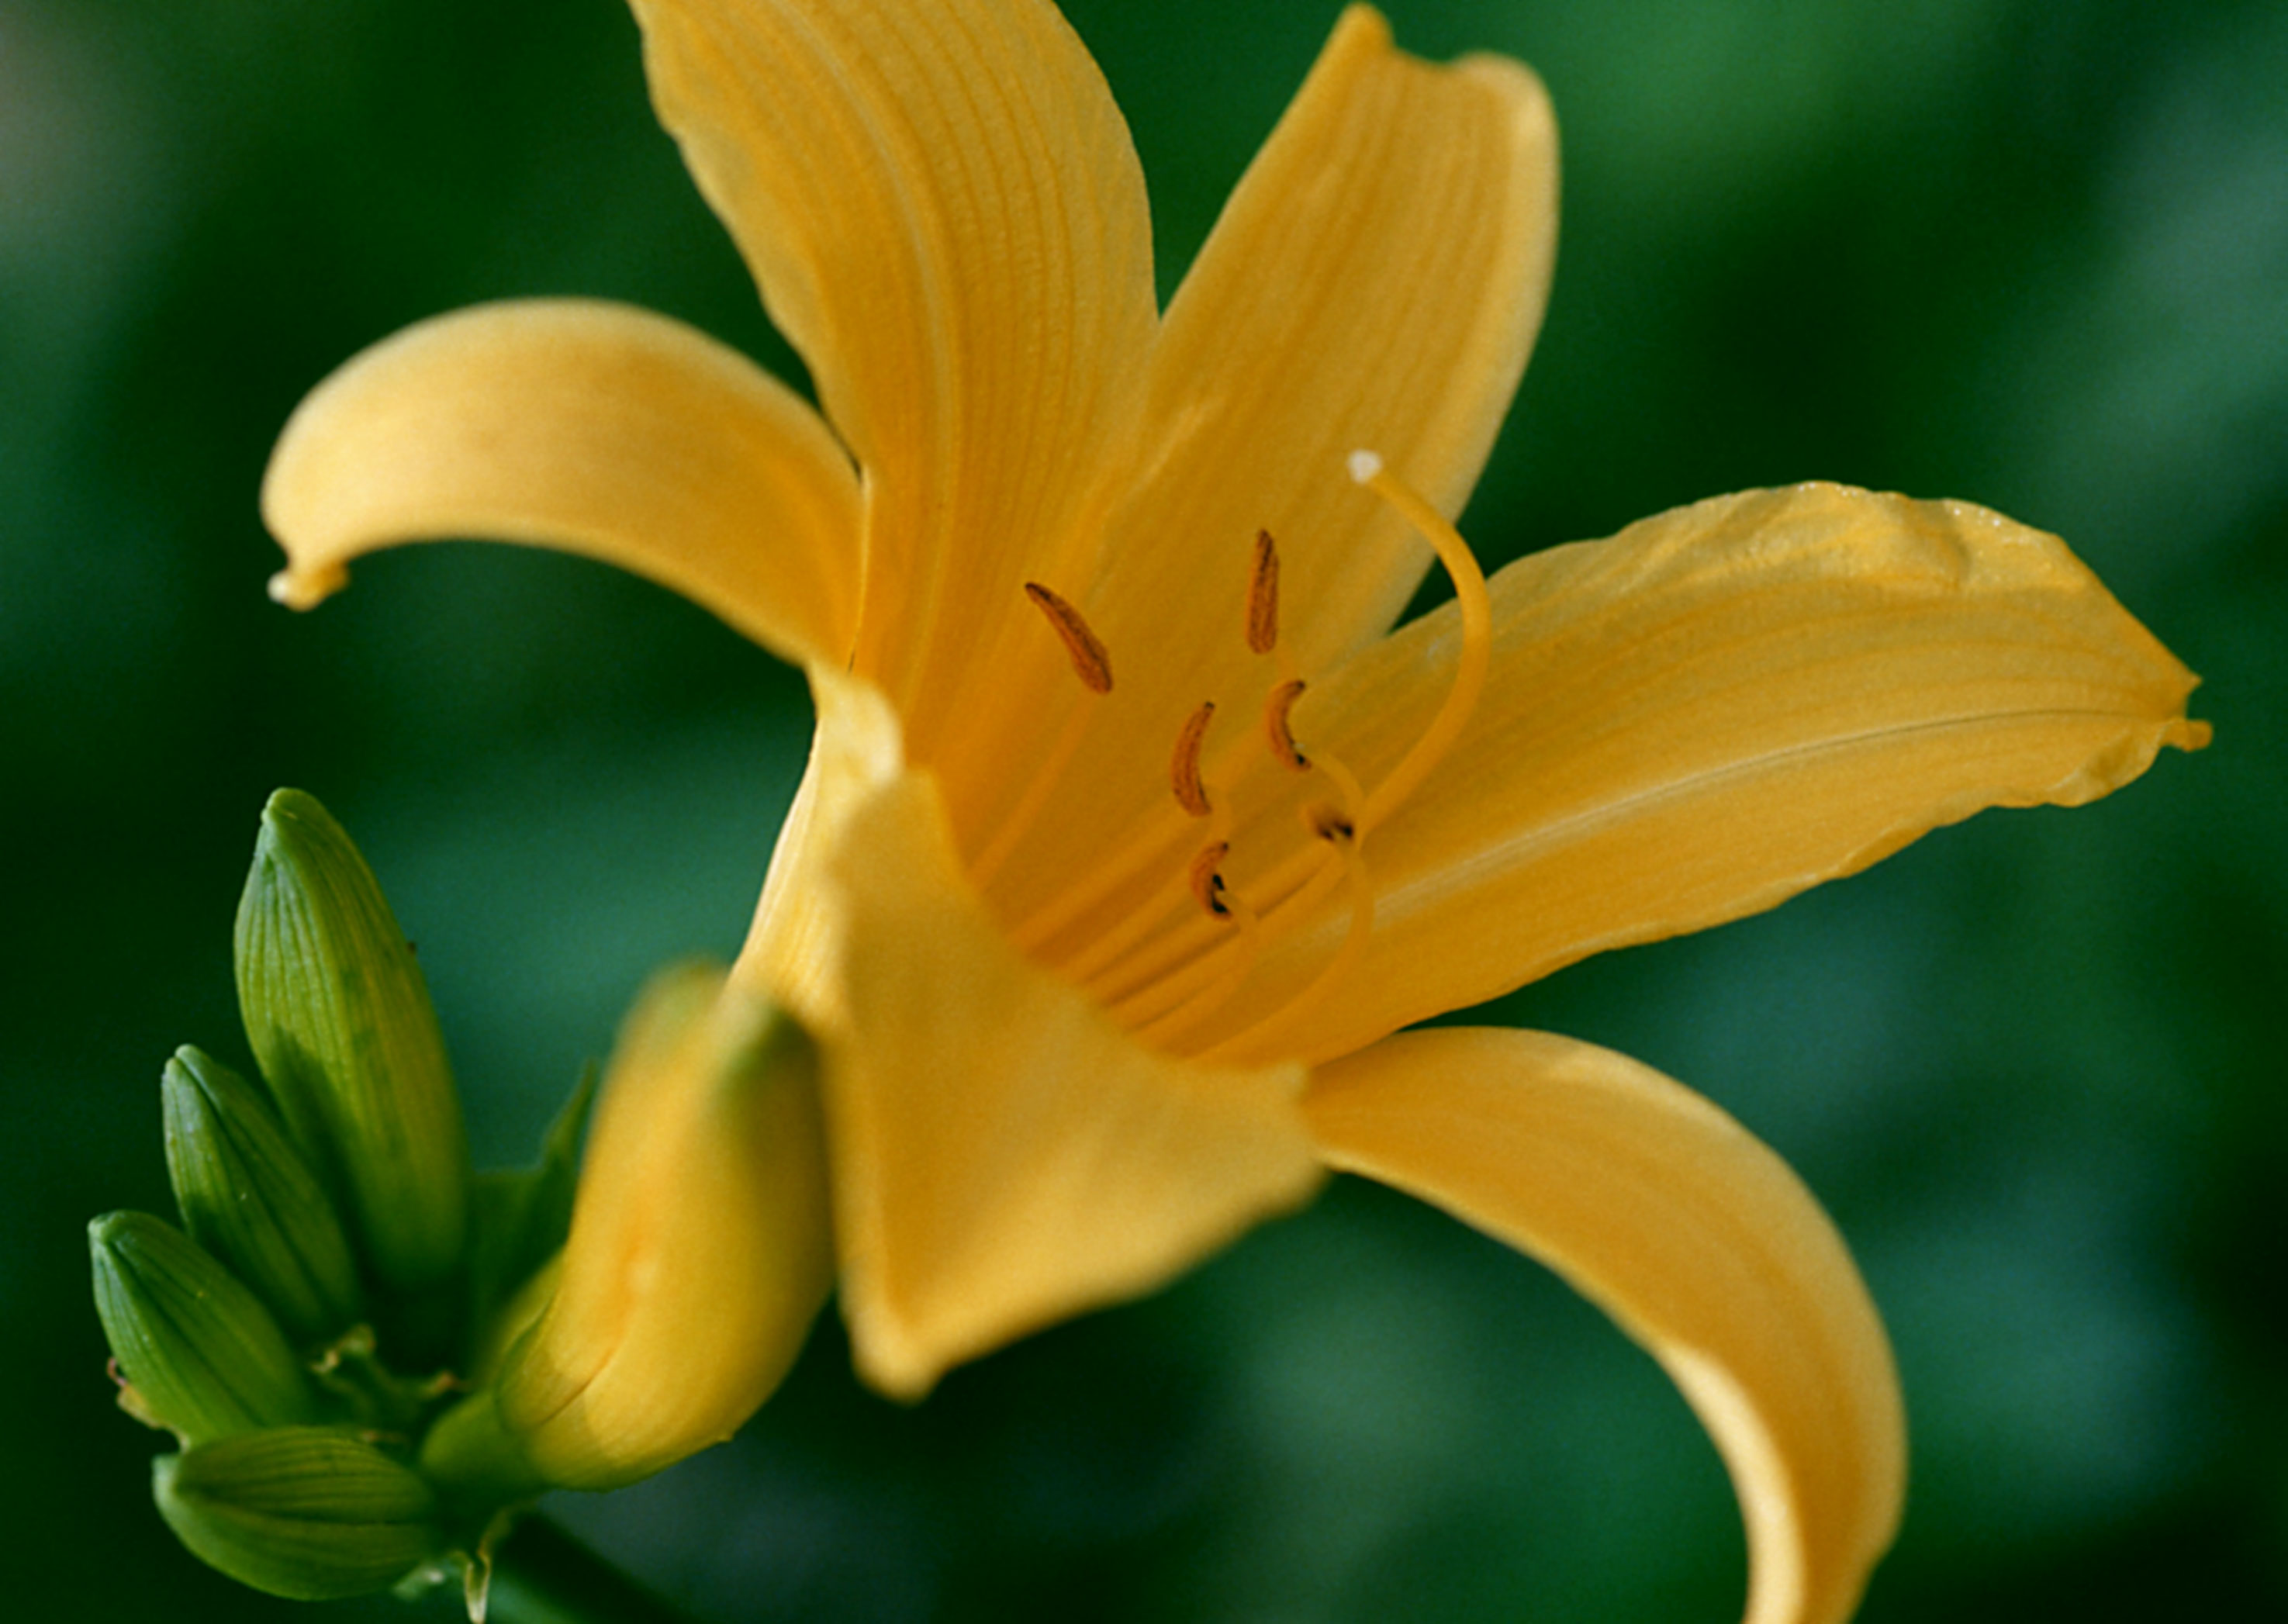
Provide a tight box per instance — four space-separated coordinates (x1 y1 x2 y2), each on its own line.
1331 4 1395 54
843 1309 942 1407
266 563 347 611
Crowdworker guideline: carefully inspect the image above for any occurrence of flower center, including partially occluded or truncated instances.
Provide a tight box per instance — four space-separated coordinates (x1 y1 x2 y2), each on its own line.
988 451 1491 1063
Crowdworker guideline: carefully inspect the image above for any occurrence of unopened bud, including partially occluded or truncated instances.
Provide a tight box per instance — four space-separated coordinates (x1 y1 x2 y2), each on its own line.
89 1212 320 1443
154 1427 442 1600
465 1066 594 1341
163 1046 365 1345
233 788 468 1292
427 965 831 1493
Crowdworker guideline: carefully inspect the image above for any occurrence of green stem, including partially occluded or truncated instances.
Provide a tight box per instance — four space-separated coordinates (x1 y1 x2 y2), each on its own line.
486 1515 702 1624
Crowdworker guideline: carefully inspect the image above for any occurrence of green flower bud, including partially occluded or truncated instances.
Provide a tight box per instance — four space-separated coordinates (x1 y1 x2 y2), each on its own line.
88 1211 320 1443
465 1066 594 1341
163 1045 365 1344
416 1386 549 1511
154 1428 442 1601
234 788 468 1292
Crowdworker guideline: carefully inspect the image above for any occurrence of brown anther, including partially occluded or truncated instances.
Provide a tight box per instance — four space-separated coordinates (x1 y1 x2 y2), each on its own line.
1188 841 1233 918
1024 581 1113 693
1170 700 1216 817
1263 678 1309 771
1308 803 1355 844
1246 530 1281 655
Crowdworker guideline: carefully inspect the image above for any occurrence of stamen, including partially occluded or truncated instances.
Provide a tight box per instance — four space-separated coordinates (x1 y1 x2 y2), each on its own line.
1052 791 1236 983
1187 841 1233 918
1170 701 1216 817
1305 750 1368 849
1100 716 1373 1028
1263 679 1309 771
1024 581 1114 694
1032 462 1488 1065
1346 450 1493 832
1246 530 1281 655
1135 883 1264 1049
1198 821 1375 1066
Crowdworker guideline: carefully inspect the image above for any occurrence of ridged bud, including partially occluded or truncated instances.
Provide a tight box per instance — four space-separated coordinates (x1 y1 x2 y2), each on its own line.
162 1045 365 1344
465 1066 593 1341
424 965 831 1494
89 1212 320 1443
233 788 468 1292
154 1428 442 1600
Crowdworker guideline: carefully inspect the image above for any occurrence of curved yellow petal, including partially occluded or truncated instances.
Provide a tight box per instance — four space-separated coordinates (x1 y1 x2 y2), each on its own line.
261 299 861 667
631 0 1158 738
733 665 909 1032
1214 482 2209 1064
1104 4 1555 674
954 6 1558 913
493 964 832 1491
1303 1027 1904 1624
821 755 1322 1400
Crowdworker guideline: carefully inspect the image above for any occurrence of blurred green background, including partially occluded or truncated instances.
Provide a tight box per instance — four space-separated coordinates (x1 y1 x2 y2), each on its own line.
5 0 2280 1617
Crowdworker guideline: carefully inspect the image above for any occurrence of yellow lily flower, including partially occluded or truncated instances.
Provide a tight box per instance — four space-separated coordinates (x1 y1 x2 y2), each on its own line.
258 2 2207 1620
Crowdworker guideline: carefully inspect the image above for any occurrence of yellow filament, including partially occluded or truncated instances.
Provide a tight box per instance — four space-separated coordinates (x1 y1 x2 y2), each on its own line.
1134 886 1264 1049
967 692 1094 893
1347 451 1492 833
1022 457 1489 1064
1099 826 1338 1014
1305 751 1367 845
1055 864 1191 990
1107 734 1370 1043
1054 791 1237 985
1007 800 1187 955
1007 717 1268 955
1198 826 1373 1066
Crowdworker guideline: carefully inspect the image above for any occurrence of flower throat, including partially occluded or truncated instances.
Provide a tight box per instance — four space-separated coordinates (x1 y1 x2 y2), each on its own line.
988 451 1492 1063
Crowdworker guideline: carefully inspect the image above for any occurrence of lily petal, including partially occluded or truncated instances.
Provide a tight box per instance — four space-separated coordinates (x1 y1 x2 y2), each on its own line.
262 299 860 666
1103 4 1556 678
823 757 1323 1399
961 6 1557 910
1220 482 2208 1064
631 0 1159 733
734 665 911 1033
1304 1027 1903 1624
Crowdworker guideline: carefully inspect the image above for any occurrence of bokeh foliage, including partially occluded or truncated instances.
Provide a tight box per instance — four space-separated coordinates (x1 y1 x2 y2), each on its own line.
3 0 2280 1618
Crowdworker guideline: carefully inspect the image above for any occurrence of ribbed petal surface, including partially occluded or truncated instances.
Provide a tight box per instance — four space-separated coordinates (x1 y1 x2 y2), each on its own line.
632 0 1159 743
1196 482 2207 1064
965 5 1558 923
